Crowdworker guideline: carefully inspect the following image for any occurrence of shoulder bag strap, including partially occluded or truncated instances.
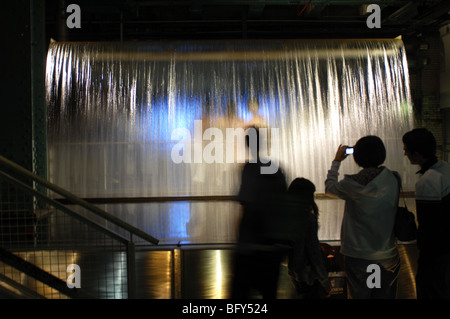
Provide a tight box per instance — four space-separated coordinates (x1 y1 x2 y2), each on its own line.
393 171 408 209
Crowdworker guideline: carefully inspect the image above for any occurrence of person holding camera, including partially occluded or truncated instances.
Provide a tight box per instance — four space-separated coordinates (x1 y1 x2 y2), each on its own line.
325 136 400 299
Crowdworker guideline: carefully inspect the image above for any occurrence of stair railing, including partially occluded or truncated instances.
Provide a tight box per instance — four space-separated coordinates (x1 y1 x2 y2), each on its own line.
0 155 159 298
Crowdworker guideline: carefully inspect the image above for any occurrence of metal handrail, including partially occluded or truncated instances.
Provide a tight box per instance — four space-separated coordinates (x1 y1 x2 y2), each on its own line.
0 155 159 245
54 191 416 205
0 247 94 299
0 171 130 246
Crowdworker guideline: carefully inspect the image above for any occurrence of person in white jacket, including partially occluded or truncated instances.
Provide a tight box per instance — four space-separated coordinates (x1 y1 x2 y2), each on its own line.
325 136 400 299
402 128 450 299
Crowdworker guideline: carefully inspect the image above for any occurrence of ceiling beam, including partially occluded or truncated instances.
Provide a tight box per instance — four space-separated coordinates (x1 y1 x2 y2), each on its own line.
132 0 410 6
410 1 450 28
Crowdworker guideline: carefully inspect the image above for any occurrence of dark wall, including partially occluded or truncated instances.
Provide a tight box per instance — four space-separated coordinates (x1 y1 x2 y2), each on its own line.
404 32 443 158
1 0 47 177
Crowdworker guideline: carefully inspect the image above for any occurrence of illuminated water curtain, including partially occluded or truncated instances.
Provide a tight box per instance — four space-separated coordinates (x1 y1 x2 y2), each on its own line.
46 39 415 244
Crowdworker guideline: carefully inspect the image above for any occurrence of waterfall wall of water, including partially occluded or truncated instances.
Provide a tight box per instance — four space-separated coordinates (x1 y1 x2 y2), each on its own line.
46 39 416 244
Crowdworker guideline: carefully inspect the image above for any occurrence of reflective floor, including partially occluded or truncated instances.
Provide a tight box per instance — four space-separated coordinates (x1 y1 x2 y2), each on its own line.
0 243 418 299
134 243 418 299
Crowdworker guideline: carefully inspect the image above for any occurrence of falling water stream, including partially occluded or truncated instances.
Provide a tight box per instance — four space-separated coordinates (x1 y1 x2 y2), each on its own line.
46 39 416 244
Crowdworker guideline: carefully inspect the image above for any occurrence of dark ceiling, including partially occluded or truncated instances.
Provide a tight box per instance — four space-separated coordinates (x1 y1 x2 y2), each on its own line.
45 0 450 41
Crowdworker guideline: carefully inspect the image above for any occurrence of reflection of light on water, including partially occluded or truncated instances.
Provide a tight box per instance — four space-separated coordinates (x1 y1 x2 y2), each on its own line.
10 251 80 299
169 202 190 240
402 251 417 297
114 252 126 299
194 250 230 299
397 242 418 299
215 250 223 299
141 250 172 299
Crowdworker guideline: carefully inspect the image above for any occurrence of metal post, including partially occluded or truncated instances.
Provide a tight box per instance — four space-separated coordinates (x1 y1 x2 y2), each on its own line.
173 249 182 299
31 0 48 208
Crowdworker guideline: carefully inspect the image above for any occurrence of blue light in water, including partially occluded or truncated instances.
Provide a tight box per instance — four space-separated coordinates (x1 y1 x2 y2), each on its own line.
168 202 190 240
143 96 202 142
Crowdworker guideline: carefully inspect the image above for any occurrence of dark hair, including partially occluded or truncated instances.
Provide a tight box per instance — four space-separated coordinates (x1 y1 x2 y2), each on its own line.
402 128 436 159
288 178 318 217
288 177 316 194
353 135 386 168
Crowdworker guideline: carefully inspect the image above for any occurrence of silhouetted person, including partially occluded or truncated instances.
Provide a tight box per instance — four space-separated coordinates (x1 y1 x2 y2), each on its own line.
325 136 400 299
286 178 331 299
231 127 287 299
403 128 450 299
